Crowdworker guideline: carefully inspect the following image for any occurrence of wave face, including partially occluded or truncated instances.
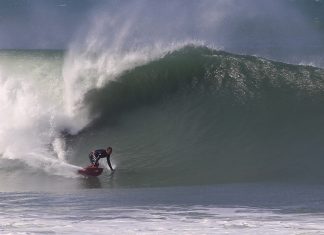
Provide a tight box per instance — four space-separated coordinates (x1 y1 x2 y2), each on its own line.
1 46 324 190
71 46 324 186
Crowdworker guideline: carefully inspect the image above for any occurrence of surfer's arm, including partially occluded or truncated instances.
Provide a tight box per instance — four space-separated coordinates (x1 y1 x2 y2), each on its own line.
106 156 114 171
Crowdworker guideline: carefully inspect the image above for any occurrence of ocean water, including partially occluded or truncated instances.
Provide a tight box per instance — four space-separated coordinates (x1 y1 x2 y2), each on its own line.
1 0 324 234
2 184 324 234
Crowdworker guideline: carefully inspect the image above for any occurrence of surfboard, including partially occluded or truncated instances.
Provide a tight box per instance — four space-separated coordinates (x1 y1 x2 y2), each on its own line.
78 165 104 177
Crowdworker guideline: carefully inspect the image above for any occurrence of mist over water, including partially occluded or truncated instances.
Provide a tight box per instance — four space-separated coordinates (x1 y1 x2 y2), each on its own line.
1 0 322 62
67 0 324 64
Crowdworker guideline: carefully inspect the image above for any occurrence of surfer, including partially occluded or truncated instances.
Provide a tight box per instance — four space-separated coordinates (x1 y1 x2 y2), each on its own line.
89 147 114 171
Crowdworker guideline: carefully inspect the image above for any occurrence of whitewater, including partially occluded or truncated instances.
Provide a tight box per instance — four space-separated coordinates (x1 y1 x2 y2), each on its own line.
1 0 324 234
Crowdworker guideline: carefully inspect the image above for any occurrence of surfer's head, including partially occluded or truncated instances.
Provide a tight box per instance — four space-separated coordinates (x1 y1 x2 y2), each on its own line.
106 147 112 154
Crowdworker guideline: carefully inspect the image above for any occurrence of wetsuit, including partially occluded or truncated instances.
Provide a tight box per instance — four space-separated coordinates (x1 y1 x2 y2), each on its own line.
89 149 113 170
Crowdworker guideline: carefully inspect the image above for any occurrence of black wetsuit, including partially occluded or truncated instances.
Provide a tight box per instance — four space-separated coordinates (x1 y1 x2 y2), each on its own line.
89 149 113 170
